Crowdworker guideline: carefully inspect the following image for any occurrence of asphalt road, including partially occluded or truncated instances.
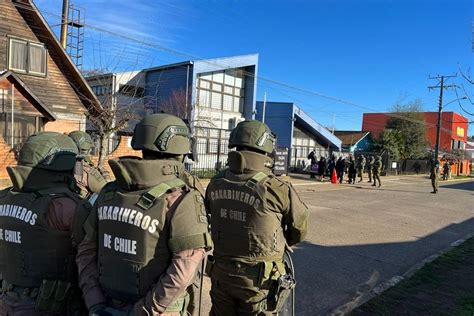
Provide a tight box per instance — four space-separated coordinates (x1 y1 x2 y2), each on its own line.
292 176 474 315
201 176 474 315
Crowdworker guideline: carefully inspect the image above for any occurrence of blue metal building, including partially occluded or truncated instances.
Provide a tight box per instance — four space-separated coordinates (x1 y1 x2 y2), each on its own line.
143 54 259 170
143 54 258 125
255 101 342 168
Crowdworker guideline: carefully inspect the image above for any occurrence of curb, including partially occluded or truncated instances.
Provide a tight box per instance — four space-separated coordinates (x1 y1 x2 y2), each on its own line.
331 232 474 315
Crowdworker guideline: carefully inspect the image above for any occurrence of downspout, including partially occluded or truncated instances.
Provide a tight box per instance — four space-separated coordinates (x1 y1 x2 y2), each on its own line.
11 84 14 147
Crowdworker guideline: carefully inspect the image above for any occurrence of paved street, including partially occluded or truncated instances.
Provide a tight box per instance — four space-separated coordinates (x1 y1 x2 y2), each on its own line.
292 176 474 315
201 175 474 315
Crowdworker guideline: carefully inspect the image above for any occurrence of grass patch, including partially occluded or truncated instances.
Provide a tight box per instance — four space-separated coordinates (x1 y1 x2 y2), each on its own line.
352 237 474 315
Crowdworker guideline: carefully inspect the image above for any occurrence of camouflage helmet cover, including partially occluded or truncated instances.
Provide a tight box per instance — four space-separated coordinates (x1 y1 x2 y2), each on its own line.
229 120 276 154
68 131 93 154
131 113 191 155
18 131 78 171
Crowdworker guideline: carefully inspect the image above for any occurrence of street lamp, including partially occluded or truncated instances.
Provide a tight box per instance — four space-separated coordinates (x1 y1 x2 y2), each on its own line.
434 96 468 159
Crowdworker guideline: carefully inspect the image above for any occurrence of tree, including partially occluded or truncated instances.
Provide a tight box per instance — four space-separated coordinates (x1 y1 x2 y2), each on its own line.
374 100 428 160
85 70 148 169
372 128 402 160
458 68 474 117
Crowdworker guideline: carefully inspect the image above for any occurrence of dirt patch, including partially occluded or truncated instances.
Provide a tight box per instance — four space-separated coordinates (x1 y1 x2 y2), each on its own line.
352 237 474 315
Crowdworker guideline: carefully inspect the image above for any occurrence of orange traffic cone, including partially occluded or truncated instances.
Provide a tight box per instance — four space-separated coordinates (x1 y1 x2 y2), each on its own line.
331 169 337 184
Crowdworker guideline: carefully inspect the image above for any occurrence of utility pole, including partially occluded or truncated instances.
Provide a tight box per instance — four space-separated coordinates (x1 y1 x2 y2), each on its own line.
60 0 70 49
428 74 457 159
332 114 336 134
262 91 267 123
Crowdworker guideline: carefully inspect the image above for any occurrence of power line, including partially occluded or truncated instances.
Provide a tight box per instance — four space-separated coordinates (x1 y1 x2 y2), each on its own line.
12 1 468 136
428 74 458 158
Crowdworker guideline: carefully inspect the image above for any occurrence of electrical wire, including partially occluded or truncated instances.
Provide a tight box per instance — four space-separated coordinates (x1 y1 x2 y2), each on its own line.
10 1 471 138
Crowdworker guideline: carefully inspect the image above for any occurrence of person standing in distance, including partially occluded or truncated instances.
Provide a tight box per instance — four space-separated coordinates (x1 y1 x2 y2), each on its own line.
357 154 366 183
430 158 440 194
372 155 382 187
86 114 212 315
347 155 357 184
366 155 374 183
336 156 346 184
206 120 309 316
0 132 102 315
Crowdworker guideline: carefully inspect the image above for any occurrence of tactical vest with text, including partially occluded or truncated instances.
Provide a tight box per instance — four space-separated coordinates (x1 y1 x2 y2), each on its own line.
0 187 78 288
208 171 286 262
96 176 187 302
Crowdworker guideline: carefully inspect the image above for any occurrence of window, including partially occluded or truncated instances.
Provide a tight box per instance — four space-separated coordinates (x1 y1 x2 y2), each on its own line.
199 80 210 89
8 38 47 76
212 71 224 83
196 68 246 113
223 95 233 111
28 43 46 75
198 89 211 107
9 39 27 71
211 92 222 109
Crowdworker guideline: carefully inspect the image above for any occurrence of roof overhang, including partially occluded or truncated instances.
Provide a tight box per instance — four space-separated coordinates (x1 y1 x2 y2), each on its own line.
0 71 56 121
293 105 342 150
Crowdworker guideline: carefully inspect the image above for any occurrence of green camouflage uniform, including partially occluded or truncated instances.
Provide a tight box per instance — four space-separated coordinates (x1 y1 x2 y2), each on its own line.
357 155 366 182
366 156 374 183
372 156 382 187
206 120 309 316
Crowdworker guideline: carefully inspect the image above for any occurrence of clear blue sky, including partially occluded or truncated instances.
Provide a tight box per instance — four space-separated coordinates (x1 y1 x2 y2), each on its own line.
36 0 473 132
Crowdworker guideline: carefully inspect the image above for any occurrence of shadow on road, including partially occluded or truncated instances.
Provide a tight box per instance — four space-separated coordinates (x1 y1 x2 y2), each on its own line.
292 217 474 316
440 180 474 192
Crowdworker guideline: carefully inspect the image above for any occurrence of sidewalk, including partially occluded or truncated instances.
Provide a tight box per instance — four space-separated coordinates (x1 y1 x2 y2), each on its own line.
352 237 474 315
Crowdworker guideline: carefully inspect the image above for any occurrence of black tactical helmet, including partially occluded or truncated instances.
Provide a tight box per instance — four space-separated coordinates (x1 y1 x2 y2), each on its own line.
131 113 191 155
229 120 276 154
18 132 78 171
69 131 93 154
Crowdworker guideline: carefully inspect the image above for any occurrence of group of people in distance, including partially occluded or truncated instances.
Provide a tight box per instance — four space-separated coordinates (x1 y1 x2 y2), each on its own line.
308 151 383 187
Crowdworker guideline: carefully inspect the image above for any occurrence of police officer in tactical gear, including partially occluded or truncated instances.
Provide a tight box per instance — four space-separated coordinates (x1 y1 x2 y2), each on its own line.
372 155 382 187
366 155 374 183
86 114 212 316
357 154 366 183
430 158 440 194
0 132 101 315
68 131 110 200
206 120 309 316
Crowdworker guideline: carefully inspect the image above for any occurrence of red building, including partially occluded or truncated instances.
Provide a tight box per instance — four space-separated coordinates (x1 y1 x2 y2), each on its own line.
362 112 469 153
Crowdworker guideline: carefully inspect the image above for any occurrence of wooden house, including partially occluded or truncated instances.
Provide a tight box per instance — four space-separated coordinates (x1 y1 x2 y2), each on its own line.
0 0 100 178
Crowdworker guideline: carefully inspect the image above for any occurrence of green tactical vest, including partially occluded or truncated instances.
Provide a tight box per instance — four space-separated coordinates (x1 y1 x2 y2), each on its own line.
0 187 78 288
207 171 286 262
74 158 108 197
96 157 211 303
